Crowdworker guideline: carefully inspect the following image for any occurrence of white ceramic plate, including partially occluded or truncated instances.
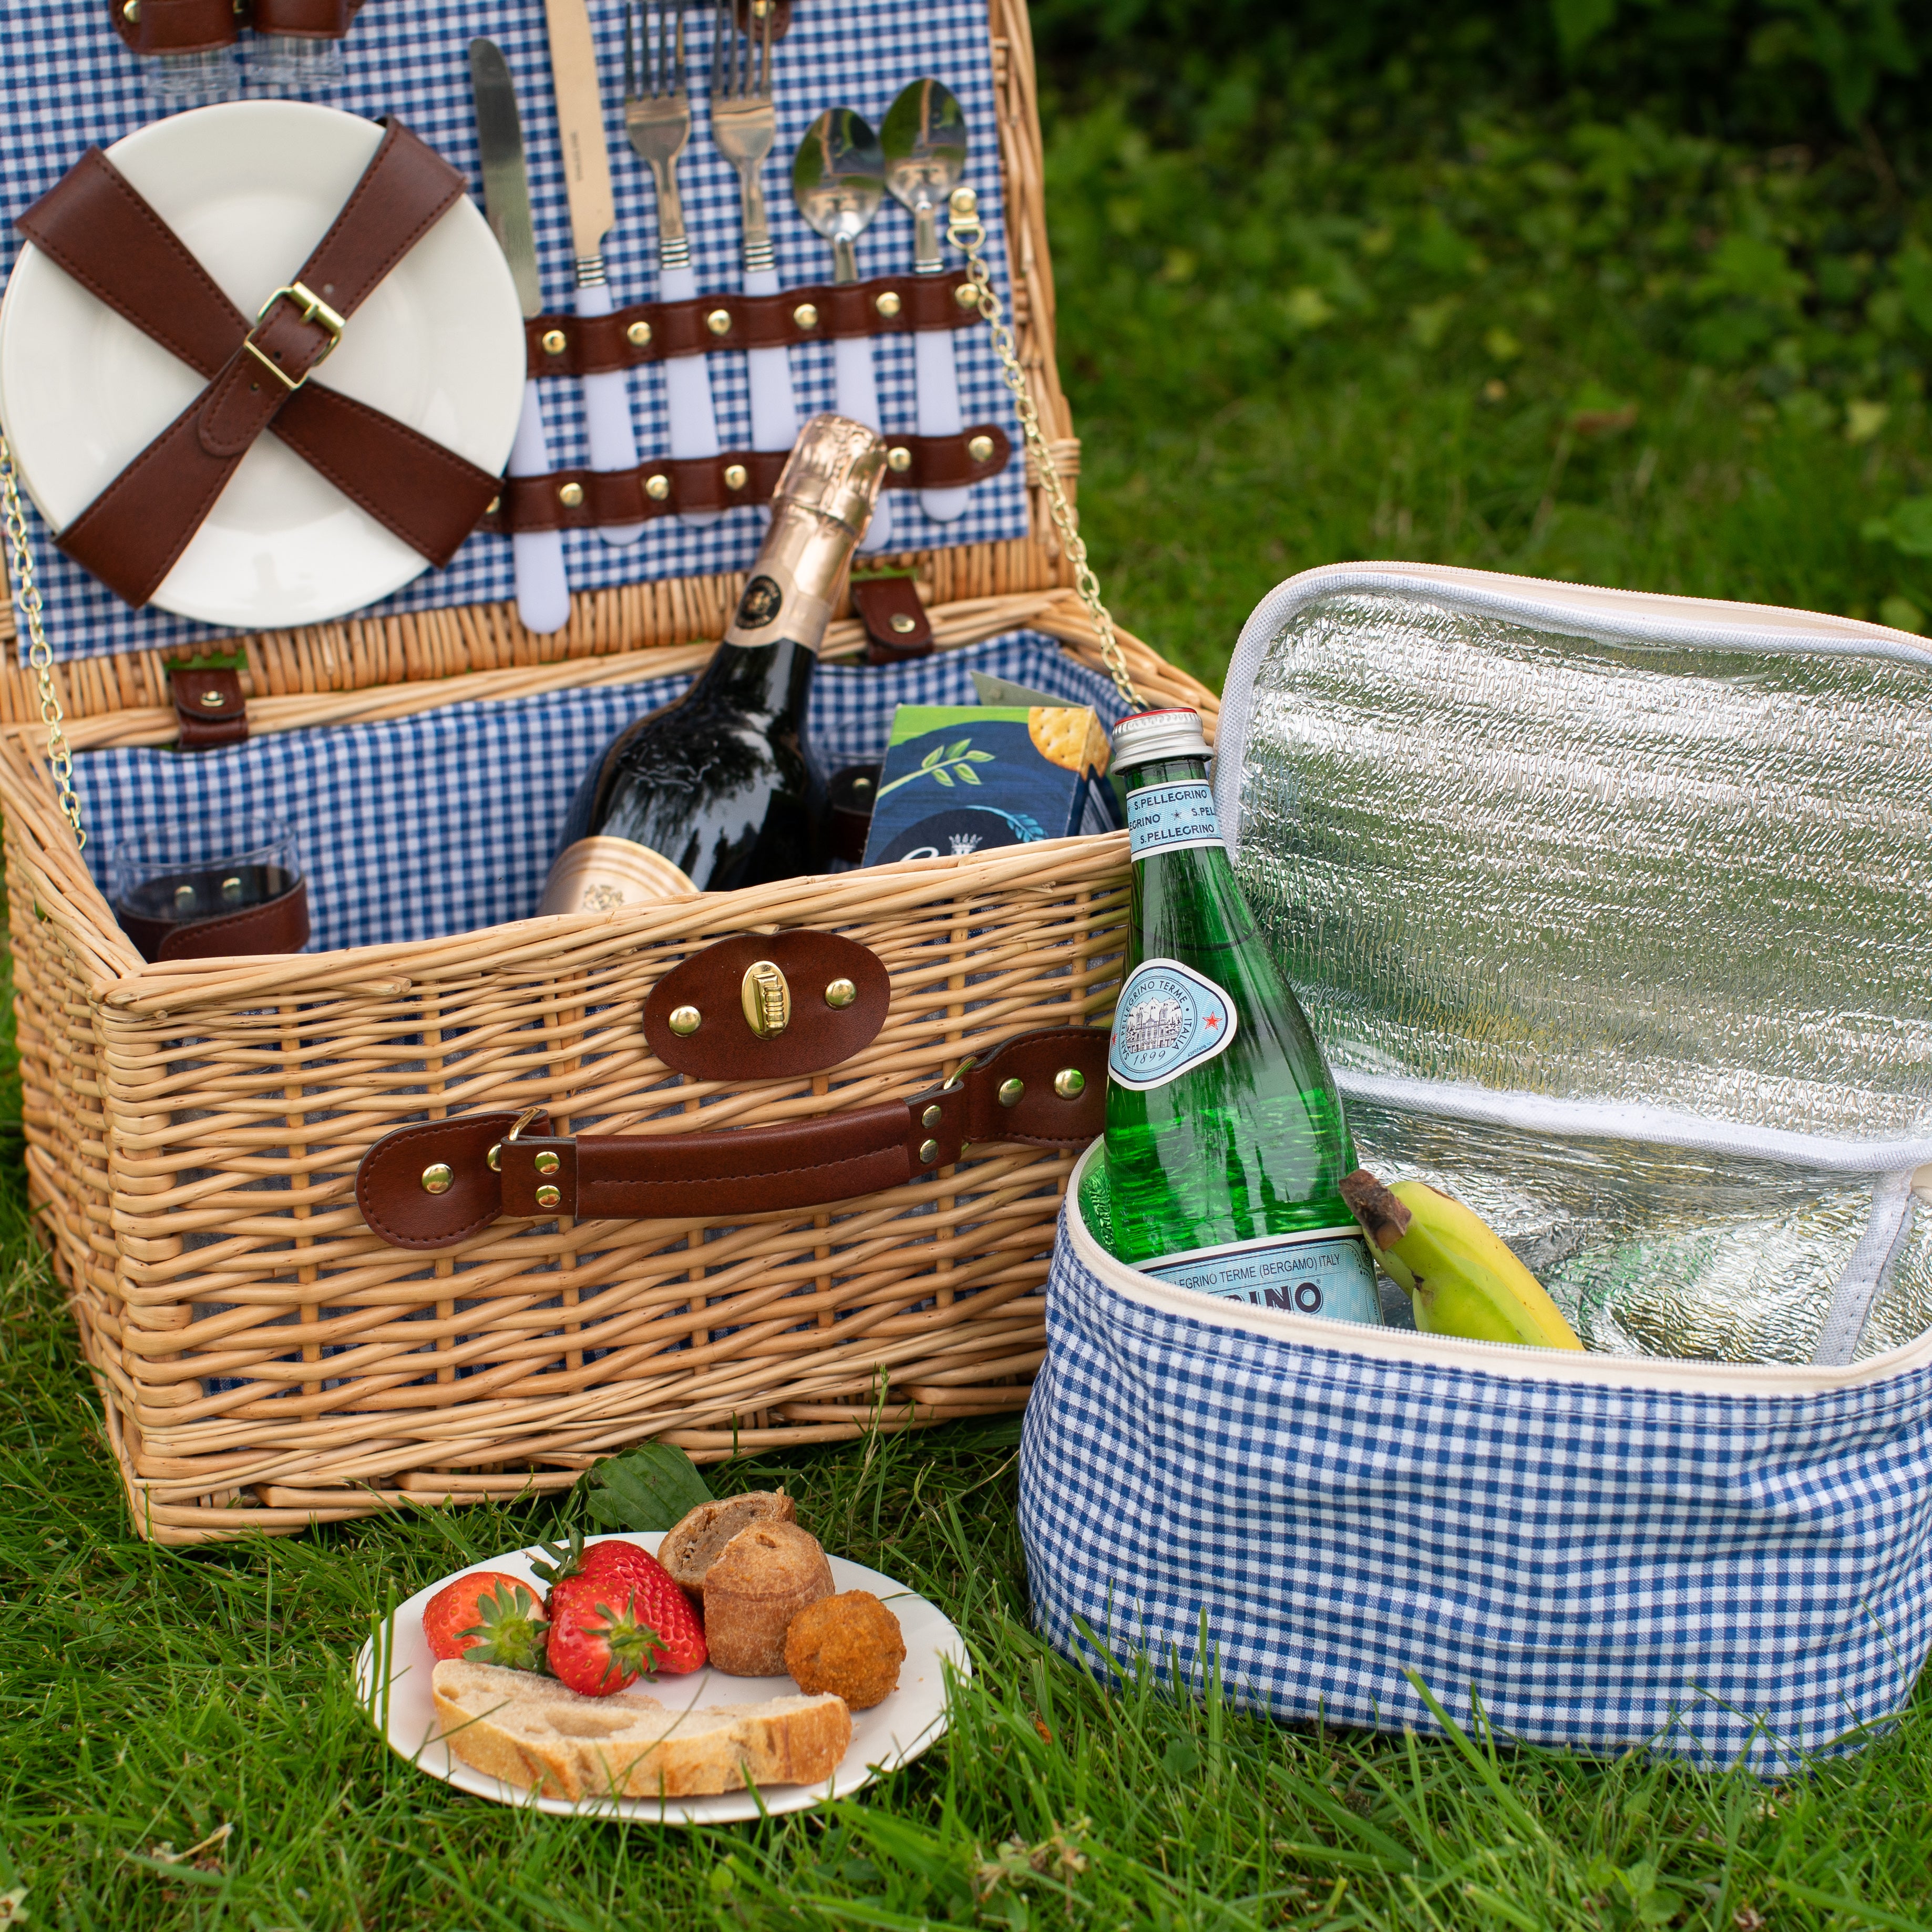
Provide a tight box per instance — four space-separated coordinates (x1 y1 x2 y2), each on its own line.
0 101 524 629
354 1533 968 1824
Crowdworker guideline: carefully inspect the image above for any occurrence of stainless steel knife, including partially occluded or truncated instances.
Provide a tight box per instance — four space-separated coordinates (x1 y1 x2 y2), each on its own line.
470 37 571 634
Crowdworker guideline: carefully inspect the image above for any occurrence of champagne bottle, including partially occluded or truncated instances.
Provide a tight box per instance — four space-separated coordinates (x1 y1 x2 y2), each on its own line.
1077 708 1382 1324
538 415 889 912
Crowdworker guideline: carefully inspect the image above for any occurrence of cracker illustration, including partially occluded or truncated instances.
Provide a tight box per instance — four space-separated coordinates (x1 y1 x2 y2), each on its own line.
1028 706 1108 775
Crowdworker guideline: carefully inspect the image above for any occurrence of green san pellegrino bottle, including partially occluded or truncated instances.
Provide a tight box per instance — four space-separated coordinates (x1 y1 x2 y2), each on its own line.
1076 708 1382 1324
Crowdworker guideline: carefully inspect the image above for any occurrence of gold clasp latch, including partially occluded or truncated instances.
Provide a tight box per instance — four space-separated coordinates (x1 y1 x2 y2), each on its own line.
242 280 347 392
741 960 791 1039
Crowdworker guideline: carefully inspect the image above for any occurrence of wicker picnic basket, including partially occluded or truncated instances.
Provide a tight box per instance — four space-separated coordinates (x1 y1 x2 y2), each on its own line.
0 0 1215 1543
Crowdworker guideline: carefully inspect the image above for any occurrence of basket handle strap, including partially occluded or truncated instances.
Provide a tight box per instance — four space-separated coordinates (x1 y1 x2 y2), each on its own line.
15 124 498 608
356 1025 1108 1252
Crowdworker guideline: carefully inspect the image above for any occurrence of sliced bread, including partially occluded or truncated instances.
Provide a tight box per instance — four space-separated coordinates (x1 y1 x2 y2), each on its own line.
431 1659 852 1801
657 1491 797 1589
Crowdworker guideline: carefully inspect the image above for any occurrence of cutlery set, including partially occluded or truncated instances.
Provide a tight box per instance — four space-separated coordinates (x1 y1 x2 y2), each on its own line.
471 1 978 626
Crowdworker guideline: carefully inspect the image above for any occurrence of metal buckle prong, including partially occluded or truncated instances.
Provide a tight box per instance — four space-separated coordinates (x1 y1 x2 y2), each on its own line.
241 280 348 393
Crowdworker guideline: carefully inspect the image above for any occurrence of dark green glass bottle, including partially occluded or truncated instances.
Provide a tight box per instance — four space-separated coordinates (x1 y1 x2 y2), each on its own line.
1076 708 1380 1323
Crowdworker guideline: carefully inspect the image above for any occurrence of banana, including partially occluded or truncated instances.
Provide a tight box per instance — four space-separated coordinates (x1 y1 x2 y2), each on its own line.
1339 1168 1584 1351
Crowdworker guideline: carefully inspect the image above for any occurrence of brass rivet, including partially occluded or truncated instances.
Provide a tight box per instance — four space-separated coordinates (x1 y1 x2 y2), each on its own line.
669 1004 702 1036
1054 1068 1086 1099
723 463 748 490
535 1150 560 1175
890 612 917 634
199 689 225 707
645 474 671 501
967 434 995 463
487 1142 502 1171
421 1163 453 1195
535 1184 561 1209
124 0 140 17
887 446 913 473
793 302 819 329
220 875 242 901
954 282 979 310
950 187 978 219
559 481 584 508
824 978 857 1009
918 1138 940 1164
541 328 568 356
922 1104 943 1131
706 307 733 336
486 495 500 516
173 883 196 910
742 959 791 1039
626 318 653 347
875 290 903 319
999 1077 1024 1107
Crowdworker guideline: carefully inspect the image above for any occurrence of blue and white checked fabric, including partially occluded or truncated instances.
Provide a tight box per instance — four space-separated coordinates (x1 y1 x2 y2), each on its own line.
76 630 1126 950
1 0 1029 662
1020 1165 1932 1774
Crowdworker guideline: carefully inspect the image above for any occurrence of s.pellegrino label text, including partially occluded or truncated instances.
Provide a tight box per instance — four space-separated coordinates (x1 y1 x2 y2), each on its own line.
1108 957 1238 1089
1126 780 1225 859
1142 1226 1382 1323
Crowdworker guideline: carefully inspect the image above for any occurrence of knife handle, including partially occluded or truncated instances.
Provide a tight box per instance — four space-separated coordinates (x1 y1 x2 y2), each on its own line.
743 265 798 456
574 281 644 546
913 323 970 524
833 333 893 555
657 263 723 529
507 383 571 635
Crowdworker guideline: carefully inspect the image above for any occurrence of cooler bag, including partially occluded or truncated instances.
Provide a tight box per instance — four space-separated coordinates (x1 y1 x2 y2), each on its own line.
1020 564 1932 1772
0 0 1213 1543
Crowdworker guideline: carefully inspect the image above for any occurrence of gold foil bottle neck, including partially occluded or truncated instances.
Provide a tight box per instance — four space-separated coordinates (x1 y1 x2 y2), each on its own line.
773 413 889 537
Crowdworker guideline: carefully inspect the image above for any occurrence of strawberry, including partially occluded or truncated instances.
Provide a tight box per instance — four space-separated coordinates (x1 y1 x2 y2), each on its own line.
536 1534 707 1693
421 1570 548 1670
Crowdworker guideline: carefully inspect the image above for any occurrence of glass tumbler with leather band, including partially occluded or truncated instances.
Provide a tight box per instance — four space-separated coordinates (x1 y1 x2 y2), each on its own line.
107 816 310 963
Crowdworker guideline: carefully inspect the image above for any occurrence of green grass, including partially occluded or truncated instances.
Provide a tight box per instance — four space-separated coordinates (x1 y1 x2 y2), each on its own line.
11 51 1932 1932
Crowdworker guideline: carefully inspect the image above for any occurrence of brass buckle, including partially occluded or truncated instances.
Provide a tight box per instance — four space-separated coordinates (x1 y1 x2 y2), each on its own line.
242 280 347 393
487 1106 546 1172
941 1055 977 1092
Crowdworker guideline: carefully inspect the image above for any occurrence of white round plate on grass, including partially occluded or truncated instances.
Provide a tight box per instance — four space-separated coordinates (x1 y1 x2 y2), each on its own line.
0 100 524 630
354 1533 969 1824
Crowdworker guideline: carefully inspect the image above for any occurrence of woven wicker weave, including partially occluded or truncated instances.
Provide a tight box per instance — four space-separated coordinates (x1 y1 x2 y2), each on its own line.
0 0 1218 1543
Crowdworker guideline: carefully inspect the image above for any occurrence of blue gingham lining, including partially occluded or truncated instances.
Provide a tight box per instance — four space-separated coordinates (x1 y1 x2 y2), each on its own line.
77 629 1126 951
1019 1181 1932 1774
2 0 1029 662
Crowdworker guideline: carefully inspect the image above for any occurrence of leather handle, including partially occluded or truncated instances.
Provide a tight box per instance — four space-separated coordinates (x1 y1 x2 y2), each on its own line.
356 1025 1108 1252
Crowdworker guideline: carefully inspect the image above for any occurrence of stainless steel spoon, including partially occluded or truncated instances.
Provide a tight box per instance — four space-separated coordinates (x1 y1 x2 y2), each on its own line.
793 107 892 550
882 78 970 521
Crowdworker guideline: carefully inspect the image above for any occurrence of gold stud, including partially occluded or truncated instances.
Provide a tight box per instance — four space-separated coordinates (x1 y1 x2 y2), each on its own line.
669 1004 702 1035
887 446 913 473
535 1150 560 1175
922 1104 943 1130
955 282 979 310
421 1163 453 1195
723 463 748 491
645 474 671 501
541 328 568 356
124 0 140 18
486 495 500 516
535 1184 561 1209
221 875 242 901
626 318 653 347
918 1138 940 1164
199 690 225 707
999 1077 1024 1107
793 302 819 330
706 307 733 336
559 481 584 508
824 978 857 1009
487 1142 502 1171
875 290 903 319
967 434 995 463
173 883 196 911
1054 1068 1086 1099
949 187 979 219
890 612 917 634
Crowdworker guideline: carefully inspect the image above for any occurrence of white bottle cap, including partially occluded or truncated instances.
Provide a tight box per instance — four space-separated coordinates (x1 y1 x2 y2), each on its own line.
1110 707 1210 769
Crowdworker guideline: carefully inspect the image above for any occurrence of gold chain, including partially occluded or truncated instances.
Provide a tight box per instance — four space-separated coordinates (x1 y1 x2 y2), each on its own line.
0 430 84 848
946 188 1143 712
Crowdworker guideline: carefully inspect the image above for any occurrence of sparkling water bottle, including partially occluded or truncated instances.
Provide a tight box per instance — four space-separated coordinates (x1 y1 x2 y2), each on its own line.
1076 707 1381 1324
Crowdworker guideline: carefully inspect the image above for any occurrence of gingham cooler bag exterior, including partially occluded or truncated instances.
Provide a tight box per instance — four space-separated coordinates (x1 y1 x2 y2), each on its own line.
1019 1155 1932 1774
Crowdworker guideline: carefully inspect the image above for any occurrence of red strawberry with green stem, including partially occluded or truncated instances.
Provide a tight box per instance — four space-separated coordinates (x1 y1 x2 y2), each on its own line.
421 1570 549 1670
533 1532 707 1689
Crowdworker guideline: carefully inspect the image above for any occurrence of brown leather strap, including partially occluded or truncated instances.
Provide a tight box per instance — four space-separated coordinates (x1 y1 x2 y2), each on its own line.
523 273 979 376
356 1025 1108 1252
852 572 934 664
484 428 1009 534
117 878 310 964
17 129 498 608
168 664 248 748
112 0 240 54
252 0 366 34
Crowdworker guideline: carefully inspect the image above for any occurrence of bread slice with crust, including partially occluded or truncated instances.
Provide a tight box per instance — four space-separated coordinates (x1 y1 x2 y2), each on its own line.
431 1659 852 1801
657 1491 797 1589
